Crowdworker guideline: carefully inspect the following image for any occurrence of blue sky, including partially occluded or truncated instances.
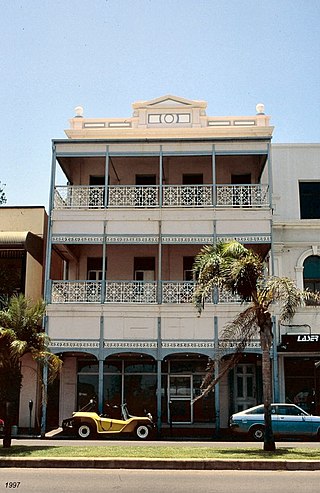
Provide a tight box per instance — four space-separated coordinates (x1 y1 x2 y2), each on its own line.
1 0 319 208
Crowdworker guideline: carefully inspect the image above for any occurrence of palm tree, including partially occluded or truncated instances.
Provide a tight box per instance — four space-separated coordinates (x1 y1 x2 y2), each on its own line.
0 294 62 448
192 240 319 452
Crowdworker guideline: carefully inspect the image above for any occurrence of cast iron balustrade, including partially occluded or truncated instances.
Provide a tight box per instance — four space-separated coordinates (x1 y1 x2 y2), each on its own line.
216 184 268 207
51 280 242 304
108 185 159 207
51 281 102 303
54 186 105 209
105 281 157 303
162 281 195 303
54 184 269 209
162 185 212 207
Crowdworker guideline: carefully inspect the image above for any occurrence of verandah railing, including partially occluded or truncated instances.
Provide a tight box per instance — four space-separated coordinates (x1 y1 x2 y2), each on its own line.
54 184 269 209
51 280 242 304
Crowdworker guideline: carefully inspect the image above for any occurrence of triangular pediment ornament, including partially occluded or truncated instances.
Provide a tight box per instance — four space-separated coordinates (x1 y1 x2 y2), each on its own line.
132 94 207 110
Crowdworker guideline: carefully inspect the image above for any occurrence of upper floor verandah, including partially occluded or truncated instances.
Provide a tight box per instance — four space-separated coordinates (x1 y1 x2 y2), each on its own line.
52 140 272 211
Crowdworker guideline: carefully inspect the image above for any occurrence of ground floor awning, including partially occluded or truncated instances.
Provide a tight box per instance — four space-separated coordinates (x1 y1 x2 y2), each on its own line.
0 231 44 264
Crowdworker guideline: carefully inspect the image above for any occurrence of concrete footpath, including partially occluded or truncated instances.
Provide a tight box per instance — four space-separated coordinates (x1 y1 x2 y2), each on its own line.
1 457 320 470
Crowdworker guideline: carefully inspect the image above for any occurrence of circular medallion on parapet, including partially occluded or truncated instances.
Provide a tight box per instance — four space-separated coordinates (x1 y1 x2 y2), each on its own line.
163 113 175 124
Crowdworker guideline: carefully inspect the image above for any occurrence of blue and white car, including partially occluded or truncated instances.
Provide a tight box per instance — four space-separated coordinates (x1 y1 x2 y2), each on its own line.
230 403 320 441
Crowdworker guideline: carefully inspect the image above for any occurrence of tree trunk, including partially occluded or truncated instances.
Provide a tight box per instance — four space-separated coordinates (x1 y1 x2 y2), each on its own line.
3 401 12 449
259 314 276 452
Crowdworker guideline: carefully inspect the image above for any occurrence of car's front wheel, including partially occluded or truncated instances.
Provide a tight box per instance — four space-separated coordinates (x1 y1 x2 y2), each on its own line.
250 425 265 441
135 424 150 440
77 423 95 439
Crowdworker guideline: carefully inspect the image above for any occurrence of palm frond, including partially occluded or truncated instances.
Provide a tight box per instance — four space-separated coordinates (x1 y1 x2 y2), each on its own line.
302 289 320 306
32 350 63 384
10 339 27 359
221 306 259 342
194 306 258 401
262 277 304 322
193 241 264 312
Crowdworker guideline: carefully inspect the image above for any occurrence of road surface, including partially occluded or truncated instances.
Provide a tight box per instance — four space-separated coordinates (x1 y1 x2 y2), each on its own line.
1 469 320 493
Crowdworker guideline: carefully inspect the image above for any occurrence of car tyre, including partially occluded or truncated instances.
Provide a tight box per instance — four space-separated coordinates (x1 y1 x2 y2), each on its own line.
135 424 150 440
250 425 265 441
77 423 95 439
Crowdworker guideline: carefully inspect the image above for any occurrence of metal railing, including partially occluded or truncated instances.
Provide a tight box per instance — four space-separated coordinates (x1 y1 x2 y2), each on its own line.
216 184 268 207
105 281 157 303
54 184 269 209
108 186 159 207
54 186 105 209
162 185 212 207
51 280 242 304
51 281 102 303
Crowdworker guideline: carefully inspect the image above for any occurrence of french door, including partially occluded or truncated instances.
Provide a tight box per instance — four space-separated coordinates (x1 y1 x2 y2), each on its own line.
234 364 257 412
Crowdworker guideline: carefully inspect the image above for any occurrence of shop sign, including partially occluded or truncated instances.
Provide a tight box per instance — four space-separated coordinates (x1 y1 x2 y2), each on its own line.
278 334 320 352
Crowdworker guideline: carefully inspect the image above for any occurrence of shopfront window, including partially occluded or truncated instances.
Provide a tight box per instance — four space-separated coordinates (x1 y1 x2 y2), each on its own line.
284 357 317 413
124 360 156 373
124 374 157 416
77 355 215 425
103 356 157 417
77 359 98 410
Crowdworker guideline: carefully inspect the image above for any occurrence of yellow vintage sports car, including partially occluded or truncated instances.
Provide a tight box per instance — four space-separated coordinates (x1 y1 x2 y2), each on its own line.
62 401 154 440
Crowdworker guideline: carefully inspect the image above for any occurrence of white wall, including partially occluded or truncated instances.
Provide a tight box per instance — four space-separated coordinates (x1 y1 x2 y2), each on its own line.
272 144 320 221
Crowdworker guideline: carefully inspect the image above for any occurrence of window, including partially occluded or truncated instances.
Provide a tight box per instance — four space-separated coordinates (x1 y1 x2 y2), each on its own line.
231 174 251 185
183 256 195 281
245 405 263 415
135 175 157 185
90 175 105 186
182 174 203 185
87 257 106 281
299 182 320 219
303 256 320 294
134 257 155 280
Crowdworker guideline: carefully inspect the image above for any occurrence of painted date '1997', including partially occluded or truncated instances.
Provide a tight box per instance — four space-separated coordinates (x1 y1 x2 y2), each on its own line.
5 483 21 489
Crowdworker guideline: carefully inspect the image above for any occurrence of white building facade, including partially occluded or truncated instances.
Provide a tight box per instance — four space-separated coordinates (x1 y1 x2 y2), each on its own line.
44 95 319 435
272 144 320 416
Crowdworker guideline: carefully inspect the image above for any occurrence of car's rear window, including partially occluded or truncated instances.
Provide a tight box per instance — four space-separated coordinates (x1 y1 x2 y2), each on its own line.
245 406 264 414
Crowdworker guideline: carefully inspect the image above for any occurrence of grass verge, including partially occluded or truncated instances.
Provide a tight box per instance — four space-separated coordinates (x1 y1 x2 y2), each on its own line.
1 446 320 460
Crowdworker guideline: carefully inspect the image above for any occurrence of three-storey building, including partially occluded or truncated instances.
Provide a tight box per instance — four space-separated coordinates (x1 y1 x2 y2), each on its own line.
45 95 274 434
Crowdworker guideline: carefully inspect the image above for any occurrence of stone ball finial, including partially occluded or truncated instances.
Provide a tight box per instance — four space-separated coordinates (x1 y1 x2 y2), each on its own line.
256 103 265 115
74 106 84 117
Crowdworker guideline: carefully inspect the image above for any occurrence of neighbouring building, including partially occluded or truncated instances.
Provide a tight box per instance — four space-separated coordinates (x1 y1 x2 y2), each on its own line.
43 95 320 436
272 144 320 416
0 206 47 429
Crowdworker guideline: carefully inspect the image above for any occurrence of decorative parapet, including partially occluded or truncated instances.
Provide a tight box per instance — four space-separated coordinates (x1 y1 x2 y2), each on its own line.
66 95 273 139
